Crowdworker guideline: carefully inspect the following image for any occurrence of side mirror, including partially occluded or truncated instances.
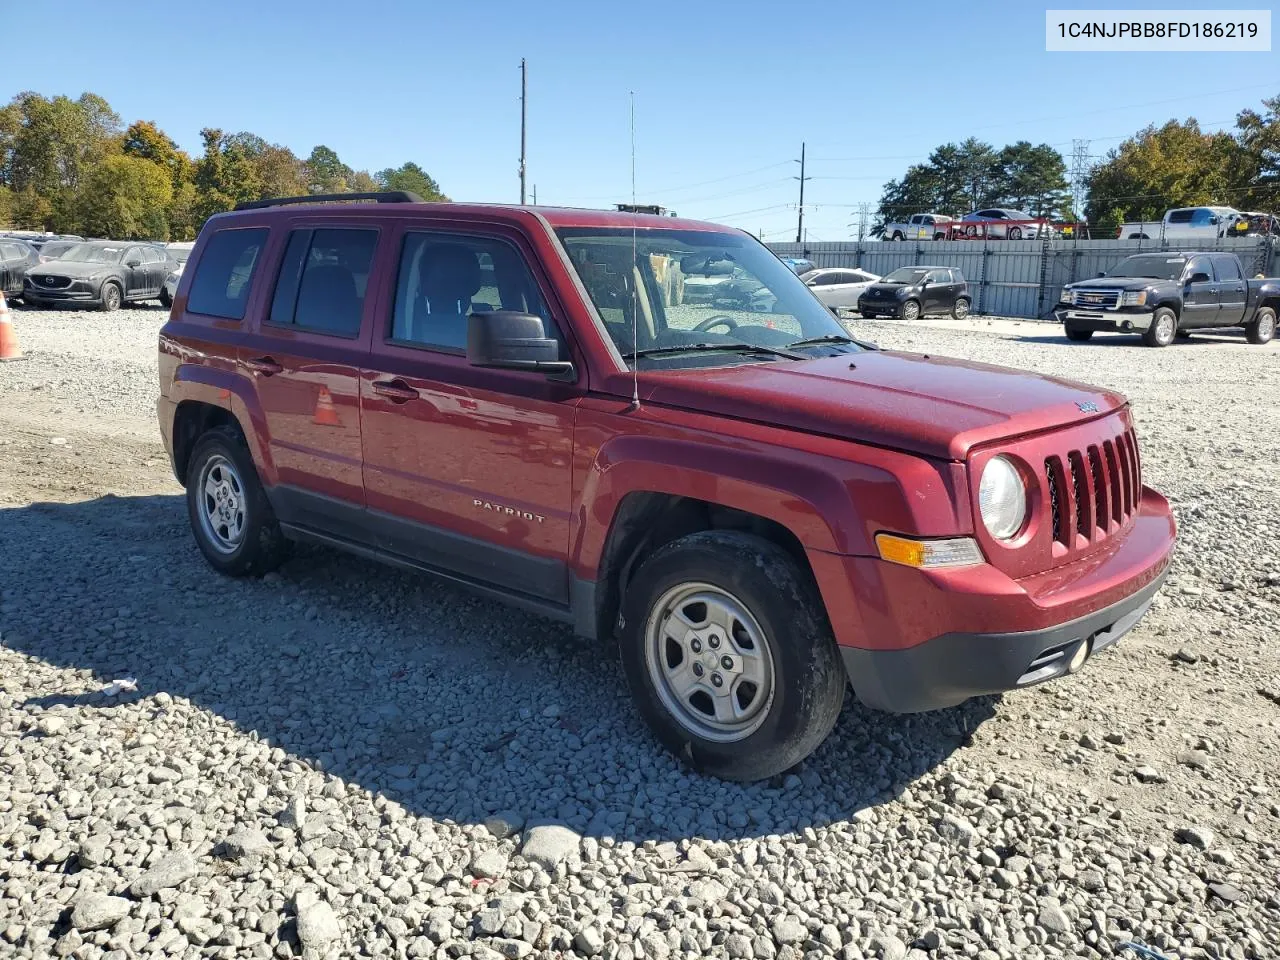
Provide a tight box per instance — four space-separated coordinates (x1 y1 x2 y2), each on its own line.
467 311 574 380
829 305 840 316
1189 271 1211 284
125 258 141 268
1096 271 1106 278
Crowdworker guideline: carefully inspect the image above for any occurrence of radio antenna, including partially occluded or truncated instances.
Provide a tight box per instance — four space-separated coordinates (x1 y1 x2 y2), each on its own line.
628 90 640 412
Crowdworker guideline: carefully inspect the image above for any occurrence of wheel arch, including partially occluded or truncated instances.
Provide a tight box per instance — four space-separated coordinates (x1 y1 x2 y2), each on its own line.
165 366 274 487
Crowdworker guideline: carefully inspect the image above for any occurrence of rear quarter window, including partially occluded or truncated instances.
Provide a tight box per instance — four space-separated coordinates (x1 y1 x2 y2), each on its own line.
187 228 270 320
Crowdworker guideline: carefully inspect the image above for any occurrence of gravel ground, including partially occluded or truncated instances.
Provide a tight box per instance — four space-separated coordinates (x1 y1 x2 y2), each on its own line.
1 305 1279 960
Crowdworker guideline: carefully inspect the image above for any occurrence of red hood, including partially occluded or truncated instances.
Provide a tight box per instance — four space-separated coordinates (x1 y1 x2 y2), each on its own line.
621 350 1127 460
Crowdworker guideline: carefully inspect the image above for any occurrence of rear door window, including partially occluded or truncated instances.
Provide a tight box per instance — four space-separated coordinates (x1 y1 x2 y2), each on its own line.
187 228 269 320
1167 210 1194 224
1212 255 1242 282
269 228 379 337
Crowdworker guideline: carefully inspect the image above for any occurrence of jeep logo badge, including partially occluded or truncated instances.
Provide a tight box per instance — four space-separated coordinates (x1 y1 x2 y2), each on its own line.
1076 400 1099 413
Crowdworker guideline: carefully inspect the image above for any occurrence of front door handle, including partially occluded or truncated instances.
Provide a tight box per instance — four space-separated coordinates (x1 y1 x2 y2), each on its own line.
245 356 283 376
372 379 420 403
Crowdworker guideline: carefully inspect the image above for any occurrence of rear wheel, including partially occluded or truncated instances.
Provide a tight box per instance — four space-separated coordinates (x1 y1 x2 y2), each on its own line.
891 231 904 241
186 425 291 576
951 297 970 320
1142 307 1177 347
1246 306 1276 345
618 531 845 782
159 287 172 308
1065 326 1094 342
860 311 876 319
900 299 921 322
99 282 121 312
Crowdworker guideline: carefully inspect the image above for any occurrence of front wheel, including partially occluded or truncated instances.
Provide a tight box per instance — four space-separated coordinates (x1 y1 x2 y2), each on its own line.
1008 227 1022 240
618 531 846 782
99 282 122 312
951 297 970 320
891 232 904 241
1246 306 1276 345
900 299 921 322
860 311 876 319
1065 326 1094 342
1142 307 1177 347
186 426 291 576
159 287 172 309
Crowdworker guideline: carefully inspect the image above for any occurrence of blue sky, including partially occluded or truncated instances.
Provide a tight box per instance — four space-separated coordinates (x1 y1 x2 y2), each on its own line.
7 0 1276 240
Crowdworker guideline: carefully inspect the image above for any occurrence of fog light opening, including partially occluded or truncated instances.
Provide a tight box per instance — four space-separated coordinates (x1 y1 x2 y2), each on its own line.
1067 638 1091 674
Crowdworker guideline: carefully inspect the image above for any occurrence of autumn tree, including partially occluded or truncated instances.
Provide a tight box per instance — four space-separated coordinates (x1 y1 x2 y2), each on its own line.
1234 93 1280 209
76 153 173 239
376 162 448 201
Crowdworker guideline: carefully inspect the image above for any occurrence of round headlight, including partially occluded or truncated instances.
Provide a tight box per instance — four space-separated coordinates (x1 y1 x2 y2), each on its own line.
979 456 1027 540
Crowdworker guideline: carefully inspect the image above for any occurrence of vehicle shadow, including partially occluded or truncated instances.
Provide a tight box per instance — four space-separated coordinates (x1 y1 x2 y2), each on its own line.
2 493 995 843
1014 331 1252 347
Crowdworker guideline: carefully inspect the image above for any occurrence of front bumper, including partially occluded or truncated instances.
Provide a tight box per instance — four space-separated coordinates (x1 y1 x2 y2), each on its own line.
23 279 100 302
1055 305 1155 332
807 487 1176 712
858 299 902 315
839 569 1164 712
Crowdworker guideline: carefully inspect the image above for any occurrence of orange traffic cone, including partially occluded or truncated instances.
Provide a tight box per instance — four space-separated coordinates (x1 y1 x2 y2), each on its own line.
313 386 342 426
0 293 25 362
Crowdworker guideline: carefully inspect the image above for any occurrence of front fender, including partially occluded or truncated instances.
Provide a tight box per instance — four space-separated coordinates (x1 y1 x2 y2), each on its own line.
570 431 970 580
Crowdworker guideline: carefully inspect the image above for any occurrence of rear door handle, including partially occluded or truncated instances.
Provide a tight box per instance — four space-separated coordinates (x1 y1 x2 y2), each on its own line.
245 356 283 376
372 379 420 403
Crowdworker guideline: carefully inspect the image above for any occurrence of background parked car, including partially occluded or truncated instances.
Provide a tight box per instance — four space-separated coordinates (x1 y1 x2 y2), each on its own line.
0 238 40 302
858 266 970 321
1118 206 1241 241
160 241 196 307
36 239 79 263
883 213 954 241
960 209 1047 240
779 256 816 275
23 240 177 311
803 267 880 310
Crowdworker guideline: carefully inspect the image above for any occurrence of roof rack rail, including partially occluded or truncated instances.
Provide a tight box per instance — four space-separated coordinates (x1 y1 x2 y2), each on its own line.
234 191 425 211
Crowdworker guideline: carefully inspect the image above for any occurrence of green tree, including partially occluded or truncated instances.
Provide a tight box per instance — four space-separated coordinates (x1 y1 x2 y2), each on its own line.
122 120 192 186
76 153 173 239
375 162 447 201
997 141 1072 218
193 128 263 220
1085 119 1245 233
1234 93 1280 209
306 144 353 193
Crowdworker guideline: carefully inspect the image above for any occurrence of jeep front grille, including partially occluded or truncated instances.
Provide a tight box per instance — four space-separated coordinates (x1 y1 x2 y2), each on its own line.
1044 428 1141 553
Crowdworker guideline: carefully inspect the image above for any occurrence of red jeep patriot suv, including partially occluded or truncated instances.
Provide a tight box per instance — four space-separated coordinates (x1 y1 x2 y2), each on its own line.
158 192 1176 781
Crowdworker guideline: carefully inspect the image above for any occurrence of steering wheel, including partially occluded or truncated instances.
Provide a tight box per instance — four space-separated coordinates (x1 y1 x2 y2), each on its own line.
692 314 738 333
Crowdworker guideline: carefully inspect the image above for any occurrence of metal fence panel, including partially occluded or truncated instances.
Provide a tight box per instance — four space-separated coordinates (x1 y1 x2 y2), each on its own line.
770 237 1277 319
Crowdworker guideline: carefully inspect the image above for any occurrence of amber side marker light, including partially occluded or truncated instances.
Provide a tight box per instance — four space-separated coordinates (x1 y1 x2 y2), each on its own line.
875 534 984 569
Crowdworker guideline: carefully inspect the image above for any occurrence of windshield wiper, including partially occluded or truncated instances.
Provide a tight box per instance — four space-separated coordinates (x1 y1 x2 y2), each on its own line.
622 342 805 361
787 334 879 351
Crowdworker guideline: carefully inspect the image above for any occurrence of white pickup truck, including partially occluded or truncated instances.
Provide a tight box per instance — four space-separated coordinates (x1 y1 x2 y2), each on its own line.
1118 206 1242 241
883 213 954 241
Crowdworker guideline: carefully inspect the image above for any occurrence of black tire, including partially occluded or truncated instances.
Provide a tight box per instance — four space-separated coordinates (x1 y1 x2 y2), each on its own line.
860 311 876 319
1142 306 1177 347
891 232 904 241
1065 327 1094 342
99 282 122 312
900 299 921 322
159 287 172 309
618 531 846 782
1176 329 1192 340
933 233 947 241
951 297 971 320
22 297 46 309
1008 227 1023 240
185 425 291 577
1245 306 1276 345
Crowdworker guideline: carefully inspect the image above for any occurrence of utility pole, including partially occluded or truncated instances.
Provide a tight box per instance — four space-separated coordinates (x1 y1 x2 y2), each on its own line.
519 58 528 204
794 142 808 243
532 184 537 205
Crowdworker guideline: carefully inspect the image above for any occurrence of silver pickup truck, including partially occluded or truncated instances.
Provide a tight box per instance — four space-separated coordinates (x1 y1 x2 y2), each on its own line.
884 213 954 241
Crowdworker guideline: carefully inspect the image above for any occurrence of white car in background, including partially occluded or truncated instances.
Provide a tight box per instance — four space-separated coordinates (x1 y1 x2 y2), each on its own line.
802 267 880 310
160 242 195 307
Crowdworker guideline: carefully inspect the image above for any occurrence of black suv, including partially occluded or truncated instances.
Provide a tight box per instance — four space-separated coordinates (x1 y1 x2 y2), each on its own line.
858 266 971 321
24 241 177 311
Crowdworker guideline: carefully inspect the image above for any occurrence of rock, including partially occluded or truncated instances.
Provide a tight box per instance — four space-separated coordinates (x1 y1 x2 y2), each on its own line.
1176 826 1215 850
725 933 754 958
129 851 199 896
37 716 66 736
78 836 110 867
868 933 907 960
935 814 978 847
687 877 728 904
1038 898 1071 935
1133 766 1167 784
916 929 943 951
475 908 505 937
296 900 341 949
70 894 131 932
1078 732 1101 750
520 823 580 871
1103 731 1126 745
279 795 306 829
993 869 1020 889
574 926 605 956
485 811 524 840
1178 750 1211 770
472 849 509 879
773 917 807 945
1207 881 1245 903
493 939 532 959
221 828 271 860
1174 648 1200 663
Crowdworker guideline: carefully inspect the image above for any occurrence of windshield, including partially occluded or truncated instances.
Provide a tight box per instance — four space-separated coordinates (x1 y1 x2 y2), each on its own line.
555 227 857 368
1106 255 1187 280
58 243 124 264
883 267 928 284
168 246 193 263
